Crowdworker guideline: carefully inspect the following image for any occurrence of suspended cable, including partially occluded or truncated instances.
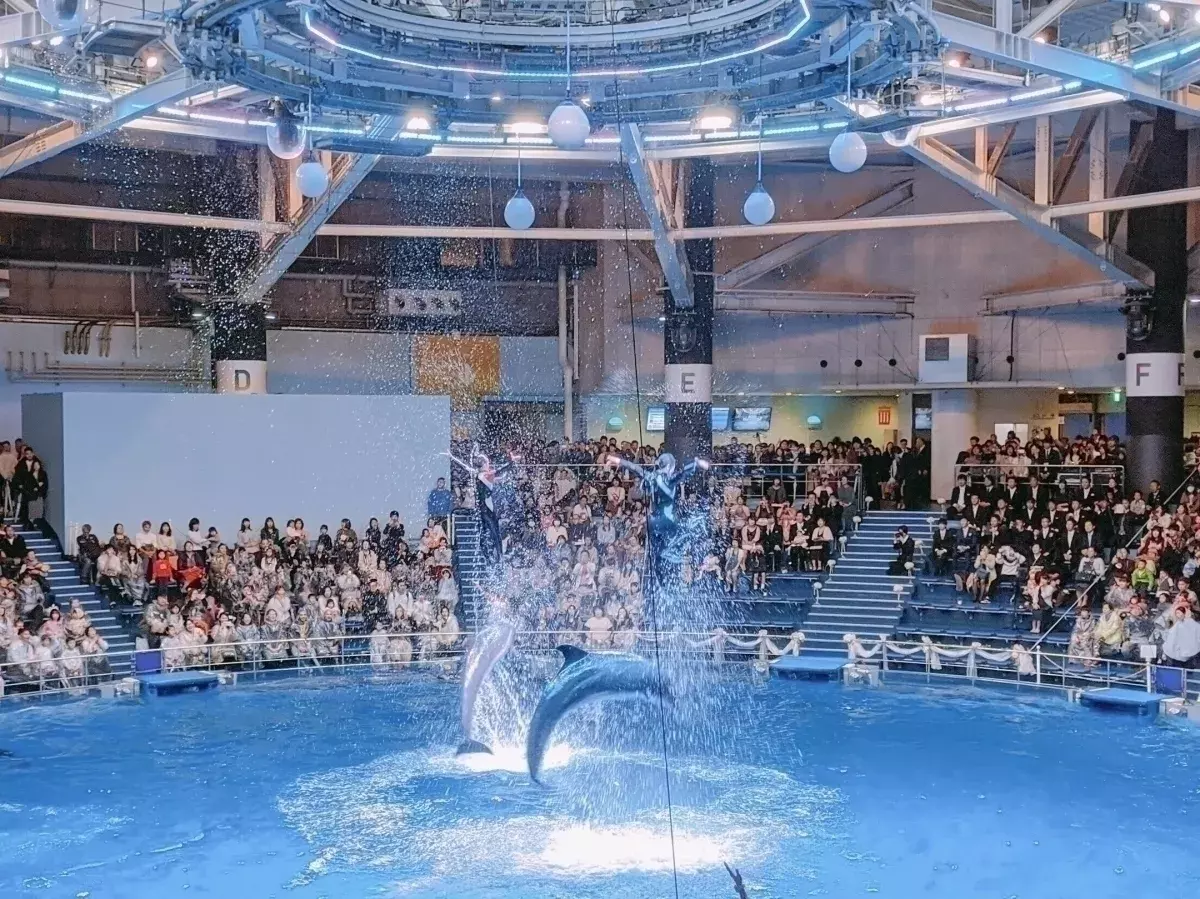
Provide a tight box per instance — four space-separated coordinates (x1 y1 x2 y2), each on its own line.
611 23 680 899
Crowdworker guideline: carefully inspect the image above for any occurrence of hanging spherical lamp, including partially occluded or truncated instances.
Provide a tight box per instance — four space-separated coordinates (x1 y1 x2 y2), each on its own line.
37 0 88 29
295 159 330 198
266 106 306 160
829 132 868 173
504 190 536 230
547 100 591 149
743 182 776 226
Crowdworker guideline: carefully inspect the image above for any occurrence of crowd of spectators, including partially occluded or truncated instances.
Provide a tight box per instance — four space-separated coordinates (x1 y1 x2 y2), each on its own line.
923 428 1200 668
86 511 462 673
0 440 102 692
453 436 858 645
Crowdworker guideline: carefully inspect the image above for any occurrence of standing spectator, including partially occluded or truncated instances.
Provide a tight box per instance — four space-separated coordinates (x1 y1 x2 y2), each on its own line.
0 441 16 518
427 477 453 528
76 524 102 584
12 446 43 526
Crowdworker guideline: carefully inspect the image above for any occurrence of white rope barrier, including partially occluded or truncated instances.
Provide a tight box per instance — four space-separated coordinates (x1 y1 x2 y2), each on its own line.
843 633 1037 678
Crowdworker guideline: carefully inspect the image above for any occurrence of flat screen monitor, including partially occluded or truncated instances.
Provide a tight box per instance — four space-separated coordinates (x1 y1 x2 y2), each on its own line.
733 406 772 431
645 405 666 432
710 406 731 431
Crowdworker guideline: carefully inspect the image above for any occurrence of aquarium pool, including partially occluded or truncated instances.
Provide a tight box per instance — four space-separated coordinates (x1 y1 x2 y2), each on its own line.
3 674 1199 898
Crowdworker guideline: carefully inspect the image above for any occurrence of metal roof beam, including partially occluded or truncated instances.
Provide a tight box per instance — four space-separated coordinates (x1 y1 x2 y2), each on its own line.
1016 0 1081 39
904 134 1153 288
237 118 396 303
983 282 1126 313
0 69 211 178
716 179 915 290
934 12 1199 117
620 122 694 309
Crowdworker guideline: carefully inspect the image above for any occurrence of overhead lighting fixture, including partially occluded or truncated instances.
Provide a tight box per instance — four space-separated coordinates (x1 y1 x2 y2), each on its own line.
49 35 63 47
404 109 434 132
1195 8 1200 24
695 102 739 132
1158 7 1172 23
490 93 502 103
1147 2 1161 10
504 108 547 135
917 91 942 107
264 311 278 321
145 54 160 69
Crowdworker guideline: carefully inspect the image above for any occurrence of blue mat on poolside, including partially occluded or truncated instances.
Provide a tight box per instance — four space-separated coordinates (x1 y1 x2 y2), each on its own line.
772 656 846 679
1079 687 1165 714
138 671 220 696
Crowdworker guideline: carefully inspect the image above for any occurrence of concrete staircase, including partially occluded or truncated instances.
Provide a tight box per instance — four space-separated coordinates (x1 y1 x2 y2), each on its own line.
799 509 932 656
11 523 135 675
451 509 484 632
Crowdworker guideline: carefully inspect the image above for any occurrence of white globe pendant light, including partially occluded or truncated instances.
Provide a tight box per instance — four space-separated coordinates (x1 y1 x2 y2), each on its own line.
829 131 868 173
504 190 536 230
743 121 776 225
743 183 776 226
296 159 330 198
548 100 590 149
267 106 306 160
505 141 536 230
37 0 88 29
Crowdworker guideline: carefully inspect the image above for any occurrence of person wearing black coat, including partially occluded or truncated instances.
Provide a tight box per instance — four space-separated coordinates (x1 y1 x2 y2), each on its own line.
888 526 916 575
931 520 956 576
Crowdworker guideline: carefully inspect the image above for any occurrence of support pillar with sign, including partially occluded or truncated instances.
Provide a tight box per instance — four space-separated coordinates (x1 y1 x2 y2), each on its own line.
1125 108 1186 494
664 159 713 463
210 303 268 394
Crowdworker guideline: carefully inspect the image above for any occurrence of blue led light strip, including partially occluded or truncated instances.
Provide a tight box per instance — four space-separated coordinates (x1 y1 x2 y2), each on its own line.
0 71 110 104
304 1 812 79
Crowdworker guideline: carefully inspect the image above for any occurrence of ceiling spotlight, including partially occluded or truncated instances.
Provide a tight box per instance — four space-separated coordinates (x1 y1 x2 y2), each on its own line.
1158 7 1171 23
49 35 63 46
266 102 306 160
505 108 547 135
490 93 503 103
264 311 278 322
917 91 942 107
1147 2 1161 10
37 0 89 30
144 53 160 69
404 109 434 132
945 51 967 68
695 102 739 132
1194 7 1200 23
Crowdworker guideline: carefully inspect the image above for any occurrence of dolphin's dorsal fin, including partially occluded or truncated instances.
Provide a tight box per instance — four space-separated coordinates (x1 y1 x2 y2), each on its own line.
556 645 589 670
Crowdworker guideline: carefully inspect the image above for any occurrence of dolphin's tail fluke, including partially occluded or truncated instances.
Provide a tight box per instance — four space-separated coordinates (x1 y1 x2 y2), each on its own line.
456 739 494 756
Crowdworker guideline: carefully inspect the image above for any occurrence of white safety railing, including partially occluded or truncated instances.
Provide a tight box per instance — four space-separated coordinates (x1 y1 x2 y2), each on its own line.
843 633 1194 697
5 629 1194 705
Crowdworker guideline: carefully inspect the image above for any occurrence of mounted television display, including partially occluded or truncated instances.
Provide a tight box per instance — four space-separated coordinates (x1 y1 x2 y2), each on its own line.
710 406 731 431
733 407 773 431
645 405 666 432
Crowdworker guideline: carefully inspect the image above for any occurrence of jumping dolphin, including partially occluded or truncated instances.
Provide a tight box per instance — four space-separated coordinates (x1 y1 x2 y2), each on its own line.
456 620 516 755
525 645 668 783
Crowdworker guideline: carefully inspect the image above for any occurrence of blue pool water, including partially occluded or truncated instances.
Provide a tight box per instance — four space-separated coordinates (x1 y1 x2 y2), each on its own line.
3 674 1200 898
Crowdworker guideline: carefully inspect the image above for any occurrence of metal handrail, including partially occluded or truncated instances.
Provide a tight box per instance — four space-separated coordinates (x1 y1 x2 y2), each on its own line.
5 630 1195 704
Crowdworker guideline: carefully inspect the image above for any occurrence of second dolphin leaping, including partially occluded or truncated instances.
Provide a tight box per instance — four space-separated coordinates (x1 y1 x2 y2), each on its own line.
525 645 668 783
456 620 516 755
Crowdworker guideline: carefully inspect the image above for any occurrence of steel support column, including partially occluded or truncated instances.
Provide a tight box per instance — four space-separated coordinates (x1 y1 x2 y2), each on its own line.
1126 108 1187 495
664 159 713 464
